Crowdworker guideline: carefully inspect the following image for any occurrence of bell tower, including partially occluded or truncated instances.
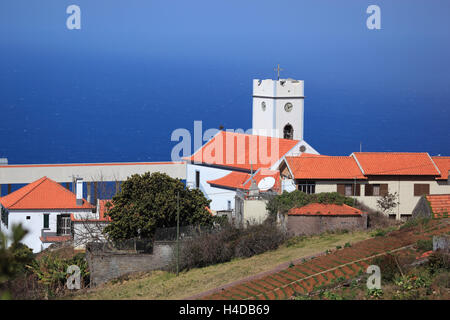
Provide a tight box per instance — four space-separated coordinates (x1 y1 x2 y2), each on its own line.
252 78 305 141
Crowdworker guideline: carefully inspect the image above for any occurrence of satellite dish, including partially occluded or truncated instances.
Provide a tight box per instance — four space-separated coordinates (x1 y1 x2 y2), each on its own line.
257 177 275 191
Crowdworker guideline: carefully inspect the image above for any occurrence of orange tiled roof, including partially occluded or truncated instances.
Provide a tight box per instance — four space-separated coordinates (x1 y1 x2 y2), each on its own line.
0 176 94 210
352 152 440 176
207 168 280 191
288 203 365 216
183 131 299 171
285 155 366 180
426 194 450 219
432 156 450 180
40 235 72 243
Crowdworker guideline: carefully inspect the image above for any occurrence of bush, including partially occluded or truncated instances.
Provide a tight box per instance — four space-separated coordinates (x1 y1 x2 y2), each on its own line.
177 221 286 271
416 239 433 252
266 191 354 216
371 254 401 282
427 251 450 274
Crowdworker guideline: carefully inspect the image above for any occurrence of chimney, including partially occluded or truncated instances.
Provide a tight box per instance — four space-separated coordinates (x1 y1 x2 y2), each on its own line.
76 178 83 206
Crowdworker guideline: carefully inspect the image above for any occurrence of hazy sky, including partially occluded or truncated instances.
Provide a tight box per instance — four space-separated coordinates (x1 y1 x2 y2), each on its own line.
1 0 449 163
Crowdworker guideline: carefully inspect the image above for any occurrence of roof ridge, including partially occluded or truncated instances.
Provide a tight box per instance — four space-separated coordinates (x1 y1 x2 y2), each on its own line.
5 176 48 208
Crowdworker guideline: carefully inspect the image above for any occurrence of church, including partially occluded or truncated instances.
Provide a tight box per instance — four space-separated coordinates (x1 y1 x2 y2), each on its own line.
183 77 319 212
184 76 450 219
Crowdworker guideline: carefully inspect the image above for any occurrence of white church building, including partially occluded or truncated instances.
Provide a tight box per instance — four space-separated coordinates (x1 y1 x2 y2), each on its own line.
184 78 319 212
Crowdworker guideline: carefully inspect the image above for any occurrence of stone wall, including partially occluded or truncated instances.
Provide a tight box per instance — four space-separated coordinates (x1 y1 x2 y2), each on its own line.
286 214 368 236
433 235 450 252
86 241 176 286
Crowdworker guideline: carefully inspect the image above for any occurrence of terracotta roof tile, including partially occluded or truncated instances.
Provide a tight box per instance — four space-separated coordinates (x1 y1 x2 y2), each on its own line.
184 131 299 171
0 176 94 210
426 194 450 219
288 203 365 216
285 155 366 180
352 152 440 176
207 168 280 191
432 156 450 180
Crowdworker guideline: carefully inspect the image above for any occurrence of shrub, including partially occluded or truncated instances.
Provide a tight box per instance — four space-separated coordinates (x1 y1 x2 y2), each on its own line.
177 221 286 271
416 239 433 252
400 217 431 231
344 242 352 248
371 254 401 282
427 250 450 274
266 191 354 216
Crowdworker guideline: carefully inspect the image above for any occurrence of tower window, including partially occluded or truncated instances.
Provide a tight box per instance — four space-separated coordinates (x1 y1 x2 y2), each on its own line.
283 124 294 140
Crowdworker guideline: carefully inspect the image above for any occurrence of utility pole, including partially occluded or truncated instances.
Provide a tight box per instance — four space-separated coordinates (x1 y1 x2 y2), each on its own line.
176 191 180 276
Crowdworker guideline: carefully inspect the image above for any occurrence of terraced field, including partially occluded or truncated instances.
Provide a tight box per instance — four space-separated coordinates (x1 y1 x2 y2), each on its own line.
200 218 450 300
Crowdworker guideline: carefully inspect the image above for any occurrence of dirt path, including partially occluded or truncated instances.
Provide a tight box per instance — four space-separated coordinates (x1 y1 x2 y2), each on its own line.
192 219 450 300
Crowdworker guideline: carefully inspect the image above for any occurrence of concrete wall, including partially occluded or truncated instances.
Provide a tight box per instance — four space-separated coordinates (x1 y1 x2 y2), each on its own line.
242 199 269 226
0 162 186 184
313 178 450 219
86 241 176 286
286 214 368 236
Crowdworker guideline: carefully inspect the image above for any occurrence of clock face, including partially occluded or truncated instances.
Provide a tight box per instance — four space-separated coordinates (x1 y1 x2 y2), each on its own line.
261 101 266 111
284 102 293 112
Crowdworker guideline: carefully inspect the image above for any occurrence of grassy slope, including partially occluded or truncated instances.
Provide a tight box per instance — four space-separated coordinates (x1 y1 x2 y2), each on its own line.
69 230 372 300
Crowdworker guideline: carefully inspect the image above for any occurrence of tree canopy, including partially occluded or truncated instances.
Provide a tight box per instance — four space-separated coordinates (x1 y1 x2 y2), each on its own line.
103 172 213 240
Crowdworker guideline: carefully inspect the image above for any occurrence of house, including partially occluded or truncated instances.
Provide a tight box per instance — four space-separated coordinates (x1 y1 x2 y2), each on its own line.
0 176 96 252
412 194 450 219
282 203 368 236
71 199 111 250
279 152 450 219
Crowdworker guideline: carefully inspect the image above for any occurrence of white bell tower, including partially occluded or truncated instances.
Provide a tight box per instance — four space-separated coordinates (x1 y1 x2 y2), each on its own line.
252 77 305 141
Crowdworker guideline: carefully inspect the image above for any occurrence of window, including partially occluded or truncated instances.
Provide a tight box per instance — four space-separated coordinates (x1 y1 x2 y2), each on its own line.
227 200 231 211
1 207 8 227
337 184 361 196
57 214 71 236
195 171 200 189
364 184 388 196
297 180 315 194
43 214 49 229
26 216 31 220
414 184 430 196
283 124 294 140
373 184 380 196
345 184 352 196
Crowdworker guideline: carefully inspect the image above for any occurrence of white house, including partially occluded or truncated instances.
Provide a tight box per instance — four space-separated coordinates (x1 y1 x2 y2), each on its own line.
0 176 98 252
183 77 319 212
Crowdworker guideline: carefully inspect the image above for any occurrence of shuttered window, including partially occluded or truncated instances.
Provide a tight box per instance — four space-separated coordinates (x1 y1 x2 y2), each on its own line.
337 184 360 196
414 184 430 196
365 184 387 196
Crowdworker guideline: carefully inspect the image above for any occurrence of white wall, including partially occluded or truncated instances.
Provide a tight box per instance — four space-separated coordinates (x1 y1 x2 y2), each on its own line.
186 163 236 211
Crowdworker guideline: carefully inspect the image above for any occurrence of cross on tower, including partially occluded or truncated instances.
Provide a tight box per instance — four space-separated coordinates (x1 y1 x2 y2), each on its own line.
274 64 283 80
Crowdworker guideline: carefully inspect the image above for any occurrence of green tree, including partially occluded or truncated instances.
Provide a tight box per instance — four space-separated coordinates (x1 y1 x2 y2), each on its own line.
0 224 34 299
103 172 213 240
